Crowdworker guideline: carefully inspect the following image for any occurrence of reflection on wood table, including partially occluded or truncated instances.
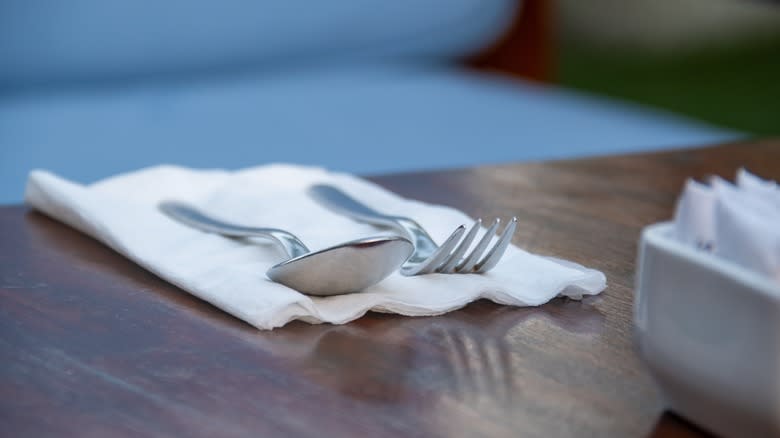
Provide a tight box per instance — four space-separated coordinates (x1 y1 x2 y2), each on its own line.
3 139 779 437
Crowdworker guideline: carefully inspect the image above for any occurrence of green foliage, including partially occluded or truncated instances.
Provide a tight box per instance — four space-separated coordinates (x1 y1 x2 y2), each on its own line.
559 37 780 135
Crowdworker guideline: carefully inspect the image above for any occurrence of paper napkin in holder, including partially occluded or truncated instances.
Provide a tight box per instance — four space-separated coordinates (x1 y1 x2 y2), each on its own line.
674 169 780 282
635 169 780 438
25 164 606 330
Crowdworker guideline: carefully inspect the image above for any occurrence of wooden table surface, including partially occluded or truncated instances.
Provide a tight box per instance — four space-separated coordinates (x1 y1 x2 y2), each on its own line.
2 139 778 437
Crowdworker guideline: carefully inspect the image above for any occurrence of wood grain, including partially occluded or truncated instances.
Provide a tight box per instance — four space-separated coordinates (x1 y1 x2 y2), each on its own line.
2 139 778 437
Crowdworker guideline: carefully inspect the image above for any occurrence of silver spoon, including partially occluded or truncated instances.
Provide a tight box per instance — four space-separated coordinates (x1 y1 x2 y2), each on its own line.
159 201 413 296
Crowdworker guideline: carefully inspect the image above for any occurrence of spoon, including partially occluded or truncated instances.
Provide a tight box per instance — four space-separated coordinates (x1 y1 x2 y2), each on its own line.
159 201 413 296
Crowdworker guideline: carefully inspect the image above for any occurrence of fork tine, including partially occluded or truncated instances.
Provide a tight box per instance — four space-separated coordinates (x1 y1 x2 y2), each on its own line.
474 217 517 273
438 219 482 273
455 218 500 273
401 225 466 276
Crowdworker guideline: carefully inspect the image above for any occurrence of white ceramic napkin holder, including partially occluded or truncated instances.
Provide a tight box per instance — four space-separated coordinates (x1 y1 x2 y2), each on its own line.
635 222 780 438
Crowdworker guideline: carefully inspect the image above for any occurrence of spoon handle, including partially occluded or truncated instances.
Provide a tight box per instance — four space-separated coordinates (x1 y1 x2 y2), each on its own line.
158 201 309 258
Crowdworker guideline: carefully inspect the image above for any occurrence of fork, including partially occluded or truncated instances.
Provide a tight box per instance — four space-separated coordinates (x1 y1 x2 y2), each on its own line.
308 184 517 276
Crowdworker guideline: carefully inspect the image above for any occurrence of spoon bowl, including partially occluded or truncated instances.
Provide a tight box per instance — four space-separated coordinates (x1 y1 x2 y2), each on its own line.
267 236 412 295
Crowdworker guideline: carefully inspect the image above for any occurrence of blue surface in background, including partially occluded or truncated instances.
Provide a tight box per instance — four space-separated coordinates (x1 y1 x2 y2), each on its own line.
0 1 741 205
0 65 739 204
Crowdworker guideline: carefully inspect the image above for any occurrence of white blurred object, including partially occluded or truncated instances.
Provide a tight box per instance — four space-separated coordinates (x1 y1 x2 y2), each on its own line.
636 171 780 438
737 168 780 207
713 176 780 282
635 222 780 438
673 179 715 251
673 169 780 282
559 0 780 51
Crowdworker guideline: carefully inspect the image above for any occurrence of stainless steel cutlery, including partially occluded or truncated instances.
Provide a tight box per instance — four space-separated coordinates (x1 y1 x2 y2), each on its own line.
159 201 413 296
308 185 516 275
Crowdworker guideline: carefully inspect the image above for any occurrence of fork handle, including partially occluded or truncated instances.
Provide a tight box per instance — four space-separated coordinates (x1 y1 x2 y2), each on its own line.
310 184 442 262
308 185 405 232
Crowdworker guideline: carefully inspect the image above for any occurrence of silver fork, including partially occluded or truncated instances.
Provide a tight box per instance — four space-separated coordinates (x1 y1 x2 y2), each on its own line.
308 184 517 276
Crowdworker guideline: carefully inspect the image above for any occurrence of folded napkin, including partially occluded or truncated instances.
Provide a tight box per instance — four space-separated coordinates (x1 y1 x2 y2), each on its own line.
674 169 780 282
25 165 606 329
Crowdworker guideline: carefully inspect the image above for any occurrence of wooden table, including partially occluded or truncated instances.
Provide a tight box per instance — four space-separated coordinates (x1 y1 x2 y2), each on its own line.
2 140 778 437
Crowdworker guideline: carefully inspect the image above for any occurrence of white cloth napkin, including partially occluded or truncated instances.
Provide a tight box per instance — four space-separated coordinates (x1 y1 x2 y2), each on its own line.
674 169 780 282
25 164 607 329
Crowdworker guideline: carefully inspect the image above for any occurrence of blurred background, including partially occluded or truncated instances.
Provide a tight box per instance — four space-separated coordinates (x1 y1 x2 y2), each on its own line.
1 0 778 204
557 0 780 136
